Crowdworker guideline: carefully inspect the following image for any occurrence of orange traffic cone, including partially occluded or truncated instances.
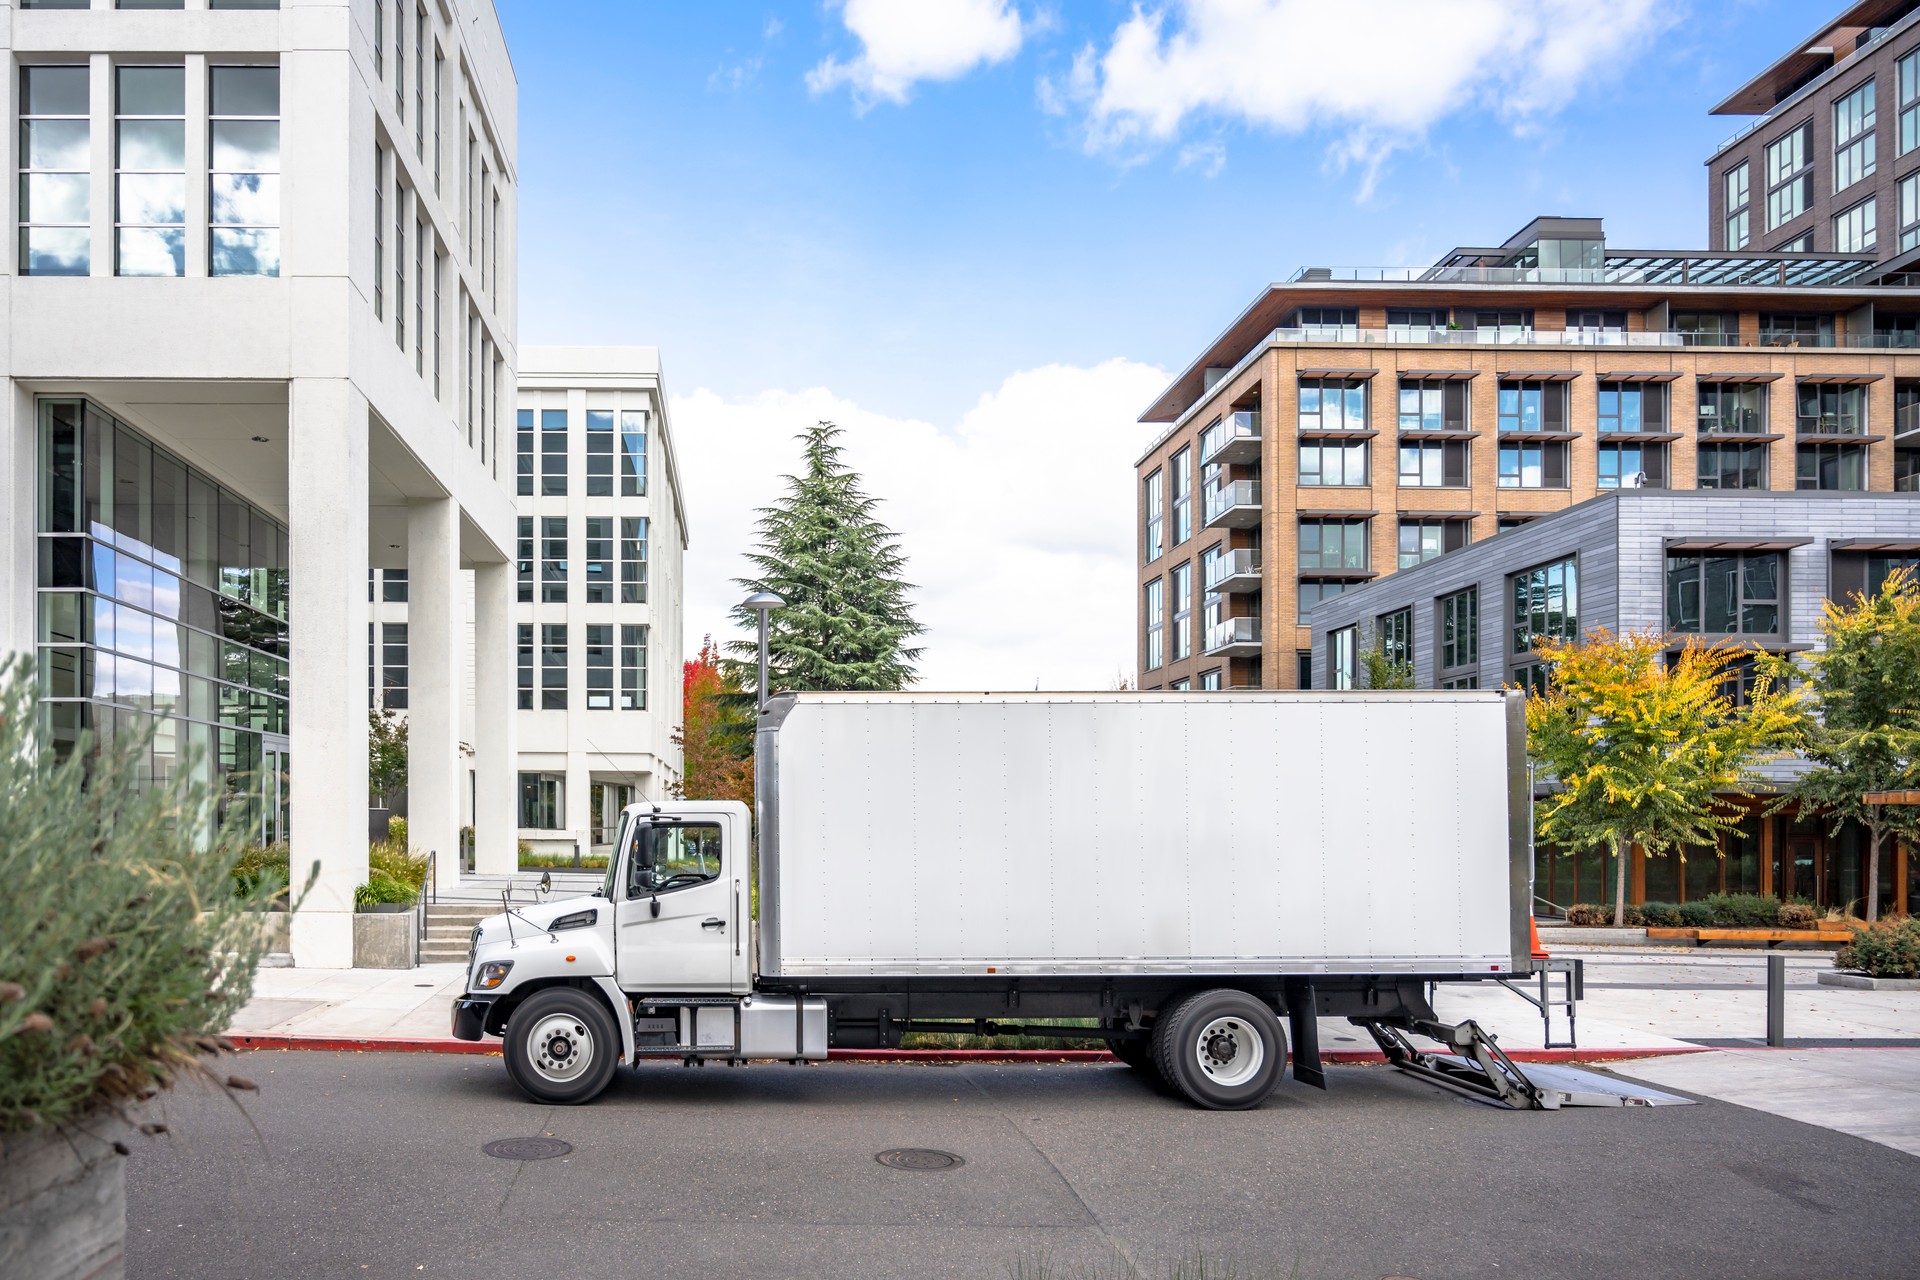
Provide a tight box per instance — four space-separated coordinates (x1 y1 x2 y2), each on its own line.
1530 915 1550 960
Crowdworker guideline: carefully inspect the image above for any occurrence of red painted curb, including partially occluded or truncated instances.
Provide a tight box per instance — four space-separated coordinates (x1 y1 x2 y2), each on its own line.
227 1033 1714 1065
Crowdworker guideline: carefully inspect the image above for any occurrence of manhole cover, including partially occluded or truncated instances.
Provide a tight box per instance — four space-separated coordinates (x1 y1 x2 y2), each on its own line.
875 1148 964 1171
483 1137 573 1161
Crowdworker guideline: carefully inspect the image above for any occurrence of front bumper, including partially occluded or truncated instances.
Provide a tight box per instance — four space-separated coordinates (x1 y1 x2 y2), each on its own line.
451 996 496 1041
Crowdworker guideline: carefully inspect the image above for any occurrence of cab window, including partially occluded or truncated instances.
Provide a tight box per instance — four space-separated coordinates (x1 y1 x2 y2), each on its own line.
626 823 723 898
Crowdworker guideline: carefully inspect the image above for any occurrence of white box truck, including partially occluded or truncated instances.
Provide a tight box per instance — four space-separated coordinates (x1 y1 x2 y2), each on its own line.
452 690 1536 1110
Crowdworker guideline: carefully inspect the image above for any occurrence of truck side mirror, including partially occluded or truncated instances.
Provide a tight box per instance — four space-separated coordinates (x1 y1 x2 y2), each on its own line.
650 894 661 919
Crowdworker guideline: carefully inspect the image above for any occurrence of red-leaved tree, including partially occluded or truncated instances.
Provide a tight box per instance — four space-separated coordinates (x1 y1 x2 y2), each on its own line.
670 637 754 806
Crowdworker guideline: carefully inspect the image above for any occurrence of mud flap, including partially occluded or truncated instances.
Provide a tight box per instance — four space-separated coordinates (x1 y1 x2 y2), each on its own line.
1284 978 1325 1090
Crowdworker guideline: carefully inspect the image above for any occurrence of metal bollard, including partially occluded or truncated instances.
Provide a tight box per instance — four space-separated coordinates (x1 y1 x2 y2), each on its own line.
1766 953 1786 1047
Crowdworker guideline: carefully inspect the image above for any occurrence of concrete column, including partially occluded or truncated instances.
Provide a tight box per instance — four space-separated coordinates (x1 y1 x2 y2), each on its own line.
1 386 36 662
472 558 517 875
287 379 370 968
407 496 462 893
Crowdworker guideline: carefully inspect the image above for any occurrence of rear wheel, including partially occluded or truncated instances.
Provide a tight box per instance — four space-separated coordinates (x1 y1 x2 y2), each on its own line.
1151 989 1286 1111
502 987 620 1105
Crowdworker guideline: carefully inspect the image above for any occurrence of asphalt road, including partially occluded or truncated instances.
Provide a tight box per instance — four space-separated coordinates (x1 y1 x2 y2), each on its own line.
125 1051 1916 1280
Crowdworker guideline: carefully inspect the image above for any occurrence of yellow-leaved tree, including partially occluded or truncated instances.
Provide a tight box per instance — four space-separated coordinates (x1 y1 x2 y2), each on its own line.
1526 631 1805 927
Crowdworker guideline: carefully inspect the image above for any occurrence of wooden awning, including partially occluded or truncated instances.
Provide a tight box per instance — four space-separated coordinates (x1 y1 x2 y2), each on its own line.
1496 369 1581 382
1796 372 1884 385
1700 371 1785 383
1297 368 1380 380
1664 536 1814 553
1830 537 1920 553
1395 369 1478 382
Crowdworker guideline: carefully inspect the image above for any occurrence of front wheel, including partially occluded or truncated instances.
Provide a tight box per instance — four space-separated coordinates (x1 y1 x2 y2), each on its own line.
502 988 620 1105
1151 989 1286 1111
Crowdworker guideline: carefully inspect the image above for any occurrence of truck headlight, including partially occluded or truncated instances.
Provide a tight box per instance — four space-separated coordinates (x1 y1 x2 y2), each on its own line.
475 960 514 990
549 908 598 931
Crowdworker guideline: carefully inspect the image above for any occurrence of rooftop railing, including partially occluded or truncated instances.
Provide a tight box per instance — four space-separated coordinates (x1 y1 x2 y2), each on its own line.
1257 325 1920 350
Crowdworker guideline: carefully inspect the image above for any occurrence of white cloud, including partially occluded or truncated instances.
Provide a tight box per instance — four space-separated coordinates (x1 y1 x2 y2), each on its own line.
808 0 1029 108
1057 0 1675 182
671 359 1168 692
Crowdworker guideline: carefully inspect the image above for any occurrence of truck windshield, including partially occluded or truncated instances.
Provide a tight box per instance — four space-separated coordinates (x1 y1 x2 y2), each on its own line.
627 823 723 898
604 810 629 900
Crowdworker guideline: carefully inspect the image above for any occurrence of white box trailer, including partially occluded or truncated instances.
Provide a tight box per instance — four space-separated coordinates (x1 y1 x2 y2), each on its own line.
453 690 1540 1111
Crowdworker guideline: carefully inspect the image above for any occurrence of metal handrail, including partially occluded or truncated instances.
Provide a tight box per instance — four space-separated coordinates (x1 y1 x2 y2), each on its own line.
416 848 437 957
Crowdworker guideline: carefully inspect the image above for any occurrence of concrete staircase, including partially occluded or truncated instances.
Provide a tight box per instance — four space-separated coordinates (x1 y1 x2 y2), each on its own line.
420 903 492 964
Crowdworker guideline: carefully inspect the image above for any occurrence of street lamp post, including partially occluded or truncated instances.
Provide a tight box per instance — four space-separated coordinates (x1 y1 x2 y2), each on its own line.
743 592 785 714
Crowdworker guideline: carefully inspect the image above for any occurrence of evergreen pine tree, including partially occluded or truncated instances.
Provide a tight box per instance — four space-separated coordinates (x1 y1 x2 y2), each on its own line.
729 422 923 693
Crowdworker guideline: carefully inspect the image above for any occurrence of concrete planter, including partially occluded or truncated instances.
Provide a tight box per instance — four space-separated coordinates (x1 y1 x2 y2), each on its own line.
352 911 419 969
1817 971 1920 990
0 1121 129 1280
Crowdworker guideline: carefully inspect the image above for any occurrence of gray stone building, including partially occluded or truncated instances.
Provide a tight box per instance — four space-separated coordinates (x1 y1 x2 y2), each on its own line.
1306 489 1920 914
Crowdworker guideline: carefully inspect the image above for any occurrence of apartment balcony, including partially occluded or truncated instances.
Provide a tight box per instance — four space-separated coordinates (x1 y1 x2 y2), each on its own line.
1204 548 1263 594
1203 480 1262 530
1897 401 1920 440
1203 616 1262 657
1201 410 1262 466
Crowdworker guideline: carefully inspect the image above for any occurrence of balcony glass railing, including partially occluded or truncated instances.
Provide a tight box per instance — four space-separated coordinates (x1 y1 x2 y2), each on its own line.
1897 401 1920 439
1697 408 1769 435
1797 413 1868 436
1200 410 1261 463
1204 617 1262 654
1261 324 1920 351
1204 548 1262 591
1203 480 1260 523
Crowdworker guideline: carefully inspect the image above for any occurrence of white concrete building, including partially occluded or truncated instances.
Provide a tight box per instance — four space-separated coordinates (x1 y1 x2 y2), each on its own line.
0 0 522 966
513 347 686 857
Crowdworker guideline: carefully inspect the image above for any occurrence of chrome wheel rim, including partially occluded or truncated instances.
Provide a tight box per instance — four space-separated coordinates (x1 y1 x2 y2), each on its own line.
527 1011 595 1084
1194 1015 1264 1088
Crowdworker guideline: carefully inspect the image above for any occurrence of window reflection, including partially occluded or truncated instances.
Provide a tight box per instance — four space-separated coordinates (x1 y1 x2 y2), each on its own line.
209 67 281 276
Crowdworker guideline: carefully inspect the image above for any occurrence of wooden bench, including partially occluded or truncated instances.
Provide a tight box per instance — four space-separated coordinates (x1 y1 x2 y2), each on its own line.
1644 926 1856 947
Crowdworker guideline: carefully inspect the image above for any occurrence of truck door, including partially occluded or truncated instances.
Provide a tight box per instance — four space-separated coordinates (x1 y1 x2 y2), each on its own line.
614 816 737 993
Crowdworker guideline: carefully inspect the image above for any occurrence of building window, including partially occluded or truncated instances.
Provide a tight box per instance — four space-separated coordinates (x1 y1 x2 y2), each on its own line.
1597 382 1665 435
432 247 443 398
1765 121 1813 230
380 622 408 710
1398 381 1467 432
1761 313 1834 346
1697 383 1768 435
1144 470 1164 563
1297 580 1347 626
380 568 408 602
1299 439 1369 486
1144 578 1164 671
1775 233 1814 252
1296 307 1358 337
1295 651 1312 690
115 65 186 277
1899 446 1920 491
1724 161 1751 249
1398 439 1469 487
583 624 614 711
1199 668 1223 691
1170 447 1192 545
584 518 613 604
541 408 567 496
516 623 533 710
393 0 406 116
1697 442 1769 490
1376 608 1412 670
1471 309 1532 337
414 217 426 374
1834 81 1877 193
1833 551 1920 603
1298 518 1368 571
1329 627 1356 691
540 623 568 711
1398 520 1468 569
21 66 90 275
1667 552 1781 636
1298 379 1367 432
1597 441 1667 489
1902 172 1920 252
516 516 533 603
516 409 534 496
209 65 280 276
393 185 407 352
433 48 444 194
1797 443 1868 490
1498 380 1567 434
1171 561 1192 661
541 517 567 603
1797 382 1867 435
1903 48 1920 155
621 517 648 604
1672 312 1738 345
621 625 648 710
1510 557 1578 692
1834 197 1878 253
415 5 427 155
1439 586 1478 687
620 409 648 496
519 772 563 829
585 410 614 496
1386 308 1447 337
1498 440 1568 488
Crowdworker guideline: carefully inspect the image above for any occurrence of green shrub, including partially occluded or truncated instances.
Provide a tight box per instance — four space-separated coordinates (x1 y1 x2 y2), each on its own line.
1704 892 1781 927
1835 917 1920 978
1639 901 1682 927
0 660 284 1133
353 873 417 909
1565 903 1609 926
1777 902 1818 930
355 837 427 910
386 815 408 846
1678 901 1716 927
230 843 290 903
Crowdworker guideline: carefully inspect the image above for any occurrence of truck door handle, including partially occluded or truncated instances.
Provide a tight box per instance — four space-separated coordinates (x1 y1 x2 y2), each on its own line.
701 918 726 930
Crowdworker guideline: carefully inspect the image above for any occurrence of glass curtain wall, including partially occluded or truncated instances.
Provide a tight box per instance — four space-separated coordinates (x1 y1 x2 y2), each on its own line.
36 399 291 842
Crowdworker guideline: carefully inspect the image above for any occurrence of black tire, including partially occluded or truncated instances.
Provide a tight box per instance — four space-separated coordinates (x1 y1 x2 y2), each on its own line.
502 987 620 1105
1151 988 1286 1111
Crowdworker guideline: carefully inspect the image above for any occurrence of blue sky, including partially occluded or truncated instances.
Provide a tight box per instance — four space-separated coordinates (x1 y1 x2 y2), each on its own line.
492 0 1829 688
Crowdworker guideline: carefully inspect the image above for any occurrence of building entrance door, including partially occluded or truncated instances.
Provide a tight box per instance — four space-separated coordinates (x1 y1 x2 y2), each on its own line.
1787 835 1818 904
262 734 291 847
